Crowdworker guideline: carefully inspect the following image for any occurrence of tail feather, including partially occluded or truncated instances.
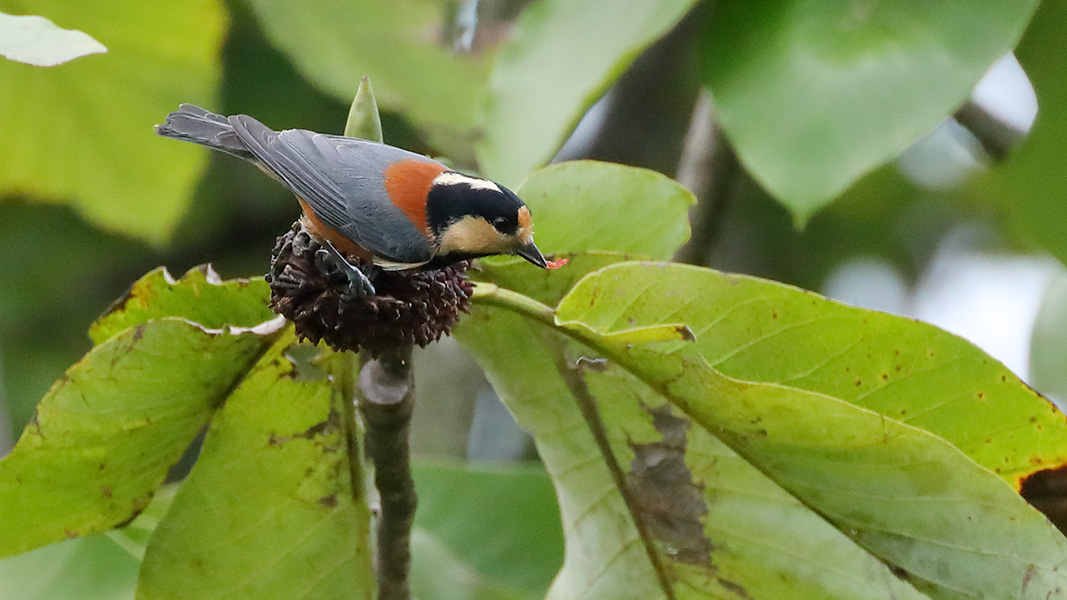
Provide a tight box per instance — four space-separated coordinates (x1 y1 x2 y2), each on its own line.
155 104 254 161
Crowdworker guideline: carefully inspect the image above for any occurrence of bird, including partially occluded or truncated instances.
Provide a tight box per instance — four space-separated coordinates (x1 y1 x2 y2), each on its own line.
156 104 549 297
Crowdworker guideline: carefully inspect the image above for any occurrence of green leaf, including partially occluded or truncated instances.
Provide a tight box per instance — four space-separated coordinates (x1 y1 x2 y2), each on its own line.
244 0 487 137
0 0 226 244
410 530 532 600
105 485 179 561
0 535 138 600
479 0 701 186
136 335 374 600
549 262 1067 598
0 11 105 66
0 317 280 557
704 0 1040 223
978 2 1067 265
558 262 1067 488
515 161 694 259
410 462 562 600
1031 270 1067 406
457 298 929 599
90 265 274 345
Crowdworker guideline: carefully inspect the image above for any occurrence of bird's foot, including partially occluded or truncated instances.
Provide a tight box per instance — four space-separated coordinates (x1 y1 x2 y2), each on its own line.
314 241 376 300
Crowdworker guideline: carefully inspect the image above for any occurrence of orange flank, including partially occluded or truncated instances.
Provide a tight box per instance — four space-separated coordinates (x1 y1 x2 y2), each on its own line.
296 198 373 261
383 159 447 235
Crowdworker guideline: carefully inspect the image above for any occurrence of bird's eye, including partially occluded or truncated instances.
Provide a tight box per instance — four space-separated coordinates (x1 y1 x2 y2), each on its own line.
491 216 510 233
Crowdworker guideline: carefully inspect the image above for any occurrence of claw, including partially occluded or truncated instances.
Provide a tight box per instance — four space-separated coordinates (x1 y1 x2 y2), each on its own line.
314 240 376 299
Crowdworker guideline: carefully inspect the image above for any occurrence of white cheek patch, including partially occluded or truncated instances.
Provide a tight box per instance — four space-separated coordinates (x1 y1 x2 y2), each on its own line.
433 171 501 192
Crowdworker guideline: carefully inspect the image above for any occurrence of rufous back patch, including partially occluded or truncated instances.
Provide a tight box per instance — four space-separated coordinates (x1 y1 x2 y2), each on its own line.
297 198 373 261
383 159 447 235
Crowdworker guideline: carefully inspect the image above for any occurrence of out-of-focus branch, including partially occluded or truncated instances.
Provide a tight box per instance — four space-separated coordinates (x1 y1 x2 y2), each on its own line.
674 91 741 267
953 100 1026 162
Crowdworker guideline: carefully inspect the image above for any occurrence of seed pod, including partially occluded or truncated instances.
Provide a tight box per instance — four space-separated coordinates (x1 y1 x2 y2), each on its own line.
266 223 473 355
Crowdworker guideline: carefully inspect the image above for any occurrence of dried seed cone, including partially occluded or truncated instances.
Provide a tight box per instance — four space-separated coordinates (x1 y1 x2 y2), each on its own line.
266 223 473 355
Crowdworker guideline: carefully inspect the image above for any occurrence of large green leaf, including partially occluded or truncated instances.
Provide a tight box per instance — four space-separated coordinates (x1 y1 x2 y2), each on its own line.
136 334 373 600
515 161 694 260
479 0 700 186
0 535 138 600
978 2 1067 265
410 462 562 600
0 0 226 244
538 262 1067 599
704 0 1039 223
244 0 486 140
90 265 274 345
0 317 279 557
458 295 930 599
0 11 105 66
562 262 1067 488
456 162 704 596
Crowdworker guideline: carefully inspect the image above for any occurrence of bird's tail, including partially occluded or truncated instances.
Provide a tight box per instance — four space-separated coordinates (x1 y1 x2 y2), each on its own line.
155 104 254 161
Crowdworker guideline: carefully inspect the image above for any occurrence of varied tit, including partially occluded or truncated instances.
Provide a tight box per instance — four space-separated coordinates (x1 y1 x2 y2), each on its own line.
156 104 549 296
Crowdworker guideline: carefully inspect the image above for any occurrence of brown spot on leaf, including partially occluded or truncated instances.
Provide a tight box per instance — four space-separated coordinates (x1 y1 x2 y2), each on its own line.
101 486 112 499
268 410 341 447
319 495 338 508
304 419 331 438
627 404 712 567
64 529 78 539
1020 464 1067 535
717 578 751 598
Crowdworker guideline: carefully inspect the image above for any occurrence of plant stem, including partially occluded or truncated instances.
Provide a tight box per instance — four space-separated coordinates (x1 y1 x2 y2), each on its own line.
470 283 556 326
358 346 417 600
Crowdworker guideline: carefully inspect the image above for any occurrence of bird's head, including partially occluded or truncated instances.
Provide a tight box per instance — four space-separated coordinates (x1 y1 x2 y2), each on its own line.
425 171 547 268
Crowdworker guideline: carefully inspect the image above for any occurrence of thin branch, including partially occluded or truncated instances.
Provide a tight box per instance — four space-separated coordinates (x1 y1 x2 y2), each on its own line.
358 346 417 600
673 90 742 267
953 100 1023 162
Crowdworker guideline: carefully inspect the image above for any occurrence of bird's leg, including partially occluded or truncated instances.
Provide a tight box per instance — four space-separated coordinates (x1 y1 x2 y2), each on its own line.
315 239 376 299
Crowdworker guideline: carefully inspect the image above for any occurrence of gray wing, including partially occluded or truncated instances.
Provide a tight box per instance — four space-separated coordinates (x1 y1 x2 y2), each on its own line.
227 115 437 265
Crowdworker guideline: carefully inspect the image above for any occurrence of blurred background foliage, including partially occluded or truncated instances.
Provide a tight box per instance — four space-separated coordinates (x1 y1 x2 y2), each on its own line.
1 0 1066 595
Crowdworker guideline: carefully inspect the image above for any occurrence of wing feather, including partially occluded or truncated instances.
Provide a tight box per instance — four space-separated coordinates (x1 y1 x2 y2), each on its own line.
228 115 436 265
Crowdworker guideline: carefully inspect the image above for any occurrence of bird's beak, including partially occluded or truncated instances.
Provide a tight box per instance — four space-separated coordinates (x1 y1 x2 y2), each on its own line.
515 241 548 269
